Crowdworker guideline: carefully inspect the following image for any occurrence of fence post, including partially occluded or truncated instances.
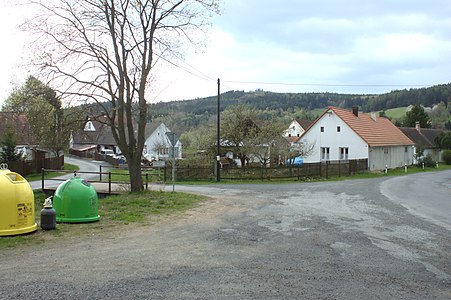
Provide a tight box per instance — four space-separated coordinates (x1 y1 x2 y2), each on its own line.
100 165 102 182
74 170 77 177
108 171 112 194
145 173 148 190
326 161 329 179
164 165 167 182
41 168 45 192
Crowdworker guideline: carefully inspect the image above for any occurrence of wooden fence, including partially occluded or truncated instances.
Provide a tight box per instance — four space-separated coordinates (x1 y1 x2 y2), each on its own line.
164 159 368 181
6 156 64 176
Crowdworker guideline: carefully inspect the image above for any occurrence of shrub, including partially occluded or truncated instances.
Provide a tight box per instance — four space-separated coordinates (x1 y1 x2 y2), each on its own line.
442 150 451 165
417 154 436 168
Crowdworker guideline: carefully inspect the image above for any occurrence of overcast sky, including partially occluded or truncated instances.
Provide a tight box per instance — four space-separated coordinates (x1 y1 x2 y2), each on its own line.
0 0 450 107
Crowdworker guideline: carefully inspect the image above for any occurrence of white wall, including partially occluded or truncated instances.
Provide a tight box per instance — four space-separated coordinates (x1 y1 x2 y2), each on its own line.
283 120 304 138
302 110 368 163
144 123 182 160
369 146 414 170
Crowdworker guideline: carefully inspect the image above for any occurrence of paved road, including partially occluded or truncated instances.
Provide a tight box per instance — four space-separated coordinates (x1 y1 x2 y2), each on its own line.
29 156 109 190
1 170 450 299
381 170 451 230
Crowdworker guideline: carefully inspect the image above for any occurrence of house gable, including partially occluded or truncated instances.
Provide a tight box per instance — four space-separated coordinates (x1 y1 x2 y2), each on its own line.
301 109 368 163
284 119 312 138
144 123 182 160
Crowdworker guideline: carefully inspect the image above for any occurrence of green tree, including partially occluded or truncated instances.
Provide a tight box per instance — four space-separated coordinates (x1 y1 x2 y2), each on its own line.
0 126 21 163
221 105 259 166
403 104 431 128
248 120 288 167
429 102 450 129
3 76 67 157
435 132 451 150
26 0 220 192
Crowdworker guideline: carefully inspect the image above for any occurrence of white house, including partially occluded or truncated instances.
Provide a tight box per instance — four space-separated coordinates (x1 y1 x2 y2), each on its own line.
283 119 312 139
143 123 182 161
301 106 415 171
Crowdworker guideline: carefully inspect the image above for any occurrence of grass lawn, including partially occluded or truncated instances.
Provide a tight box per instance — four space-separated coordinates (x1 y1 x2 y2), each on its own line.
0 189 206 249
383 106 408 120
101 168 164 184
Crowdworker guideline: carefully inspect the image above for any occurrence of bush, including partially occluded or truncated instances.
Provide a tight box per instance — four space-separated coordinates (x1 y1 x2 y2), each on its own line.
417 154 436 168
442 150 451 165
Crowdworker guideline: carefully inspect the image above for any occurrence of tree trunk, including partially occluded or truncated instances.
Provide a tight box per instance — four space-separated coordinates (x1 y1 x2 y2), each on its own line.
128 155 143 192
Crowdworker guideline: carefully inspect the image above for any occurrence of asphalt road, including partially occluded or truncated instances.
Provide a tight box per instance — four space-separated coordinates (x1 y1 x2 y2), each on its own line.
28 156 109 190
1 169 450 299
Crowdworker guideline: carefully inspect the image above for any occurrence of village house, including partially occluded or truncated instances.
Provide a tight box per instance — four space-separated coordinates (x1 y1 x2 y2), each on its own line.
69 116 118 157
143 123 182 162
400 122 447 163
300 106 415 171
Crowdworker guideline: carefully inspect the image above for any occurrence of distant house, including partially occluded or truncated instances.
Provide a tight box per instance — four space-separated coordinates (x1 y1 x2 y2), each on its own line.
0 112 39 160
143 123 182 161
400 123 447 163
69 117 118 157
301 106 415 171
284 119 312 140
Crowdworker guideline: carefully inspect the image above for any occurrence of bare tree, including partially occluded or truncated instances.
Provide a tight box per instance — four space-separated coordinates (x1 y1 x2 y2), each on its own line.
24 0 220 191
285 139 316 164
248 121 287 167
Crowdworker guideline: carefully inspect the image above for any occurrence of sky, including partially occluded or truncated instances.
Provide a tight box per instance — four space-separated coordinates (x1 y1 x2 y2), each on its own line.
0 0 450 107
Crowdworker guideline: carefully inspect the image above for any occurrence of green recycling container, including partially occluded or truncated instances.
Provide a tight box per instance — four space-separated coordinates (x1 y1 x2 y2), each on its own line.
53 177 100 223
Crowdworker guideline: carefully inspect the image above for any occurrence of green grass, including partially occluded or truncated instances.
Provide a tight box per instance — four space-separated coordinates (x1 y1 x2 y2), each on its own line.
0 189 206 249
101 168 163 184
311 108 326 117
383 106 408 119
25 163 79 182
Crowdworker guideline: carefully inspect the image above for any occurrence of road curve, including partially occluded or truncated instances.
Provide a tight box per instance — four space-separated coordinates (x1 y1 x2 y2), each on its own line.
28 156 109 190
381 169 451 230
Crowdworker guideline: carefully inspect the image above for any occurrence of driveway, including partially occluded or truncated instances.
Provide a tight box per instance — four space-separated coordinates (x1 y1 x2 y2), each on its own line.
1 170 450 299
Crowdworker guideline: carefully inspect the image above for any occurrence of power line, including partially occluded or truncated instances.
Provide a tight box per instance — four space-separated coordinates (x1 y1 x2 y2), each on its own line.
222 80 434 88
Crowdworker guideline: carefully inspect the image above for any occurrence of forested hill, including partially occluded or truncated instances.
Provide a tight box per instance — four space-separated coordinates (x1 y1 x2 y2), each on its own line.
149 83 451 119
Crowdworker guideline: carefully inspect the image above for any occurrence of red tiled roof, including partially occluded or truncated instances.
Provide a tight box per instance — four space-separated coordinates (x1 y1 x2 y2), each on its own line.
295 119 313 130
309 107 414 147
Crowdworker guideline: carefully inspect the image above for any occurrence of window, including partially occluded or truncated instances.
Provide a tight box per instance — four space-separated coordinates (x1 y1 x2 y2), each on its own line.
339 147 349 160
337 126 341 132
321 147 330 160
320 126 324 132
405 147 408 153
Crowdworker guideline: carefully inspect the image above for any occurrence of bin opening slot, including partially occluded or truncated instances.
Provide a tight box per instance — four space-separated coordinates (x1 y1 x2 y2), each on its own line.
6 173 25 182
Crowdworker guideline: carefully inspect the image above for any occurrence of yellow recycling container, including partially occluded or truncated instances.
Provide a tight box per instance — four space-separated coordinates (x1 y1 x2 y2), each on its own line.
0 168 38 236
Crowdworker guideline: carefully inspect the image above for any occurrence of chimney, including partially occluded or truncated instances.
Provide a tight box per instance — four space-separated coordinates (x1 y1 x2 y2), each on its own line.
352 106 359 117
371 112 377 121
415 121 421 133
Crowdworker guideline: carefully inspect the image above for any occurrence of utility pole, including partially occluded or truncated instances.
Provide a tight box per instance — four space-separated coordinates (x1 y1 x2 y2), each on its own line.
216 78 221 182
166 132 176 192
